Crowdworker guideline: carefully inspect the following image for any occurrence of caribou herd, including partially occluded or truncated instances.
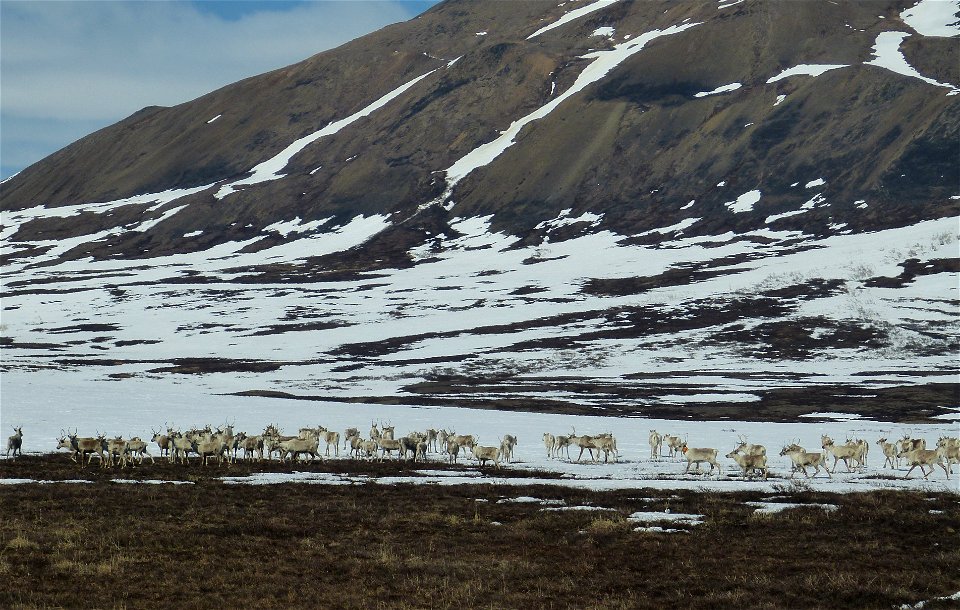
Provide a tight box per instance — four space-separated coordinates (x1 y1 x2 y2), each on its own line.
3 424 958 480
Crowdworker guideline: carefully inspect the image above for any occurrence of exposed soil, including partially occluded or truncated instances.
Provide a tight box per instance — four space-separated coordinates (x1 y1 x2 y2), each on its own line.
1 455 958 610
237 380 959 423
0 452 556 484
864 257 960 289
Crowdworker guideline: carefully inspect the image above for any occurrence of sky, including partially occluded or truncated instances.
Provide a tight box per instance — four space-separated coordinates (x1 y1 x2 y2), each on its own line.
0 0 438 182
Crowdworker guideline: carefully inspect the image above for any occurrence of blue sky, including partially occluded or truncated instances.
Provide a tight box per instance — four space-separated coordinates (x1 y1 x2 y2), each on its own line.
0 0 438 181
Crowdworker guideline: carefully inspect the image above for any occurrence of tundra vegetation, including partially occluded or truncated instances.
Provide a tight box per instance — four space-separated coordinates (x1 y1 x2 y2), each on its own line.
0 454 958 610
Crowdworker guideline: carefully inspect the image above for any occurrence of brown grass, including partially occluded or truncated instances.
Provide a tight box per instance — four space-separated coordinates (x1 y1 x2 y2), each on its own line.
0 455 958 609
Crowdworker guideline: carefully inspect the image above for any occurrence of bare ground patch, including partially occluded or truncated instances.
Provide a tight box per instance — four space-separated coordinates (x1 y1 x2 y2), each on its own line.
1 455 958 610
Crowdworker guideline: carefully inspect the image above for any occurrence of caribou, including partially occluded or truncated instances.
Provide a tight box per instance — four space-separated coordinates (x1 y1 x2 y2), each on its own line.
876 437 899 470
193 438 226 466
898 446 949 480
681 443 721 475
278 437 320 463
726 448 768 479
569 431 617 463
343 428 360 450
779 444 830 479
378 438 403 461
238 435 264 461
359 439 379 460
398 436 419 460
648 430 662 460
662 434 684 459
103 436 129 468
414 440 428 462
732 436 766 458
6 427 23 458
592 434 618 463
553 435 572 460
543 433 556 459
450 434 476 455
122 437 155 465
321 429 340 457
169 433 198 465
437 429 452 451
423 429 439 453
821 435 864 473
846 437 869 467
500 435 518 463
151 429 172 458
59 431 106 466
348 434 365 459
937 437 959 475
898 435 926 456
569 433 598 462
468 440 501 469
445 439 460 464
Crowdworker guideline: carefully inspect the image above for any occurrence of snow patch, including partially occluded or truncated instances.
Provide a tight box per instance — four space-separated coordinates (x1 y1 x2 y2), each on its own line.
900 0 960 37
799 412 863 421
634 218 701 237
498 497 566 505
527 0 620 39
215 70 437 199
767 64 849 83
536 209 604 231
263 217 333 238
765 209 808 224
898 590 960 610
658 393 760 404
694 82 742 97
934 407 960 421
801 193 825 209
865 31 959 94
628 511 704 525
111 479 195 485
725 190 762 214
592 26 615 37
747 502 838 514
542 505 614 512
446 21 701 192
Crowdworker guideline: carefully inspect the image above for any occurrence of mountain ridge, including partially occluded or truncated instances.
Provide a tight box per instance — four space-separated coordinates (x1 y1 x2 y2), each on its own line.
1 0 957 421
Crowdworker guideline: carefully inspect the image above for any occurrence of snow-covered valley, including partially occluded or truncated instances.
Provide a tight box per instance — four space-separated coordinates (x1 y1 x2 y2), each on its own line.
2 0 957 493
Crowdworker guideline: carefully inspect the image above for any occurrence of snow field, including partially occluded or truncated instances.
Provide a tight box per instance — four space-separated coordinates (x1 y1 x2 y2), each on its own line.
1 370 957 494
2 1 958 499
2 212 957 412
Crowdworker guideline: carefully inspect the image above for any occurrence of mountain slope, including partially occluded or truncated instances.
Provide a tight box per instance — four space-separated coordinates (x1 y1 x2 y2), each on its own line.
1 0 958 421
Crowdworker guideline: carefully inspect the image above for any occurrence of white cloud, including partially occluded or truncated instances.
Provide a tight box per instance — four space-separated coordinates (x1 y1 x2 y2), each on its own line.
0 0 428 178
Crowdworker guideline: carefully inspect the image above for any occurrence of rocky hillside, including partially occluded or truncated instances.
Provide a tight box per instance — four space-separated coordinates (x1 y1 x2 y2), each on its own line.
1 0 957 421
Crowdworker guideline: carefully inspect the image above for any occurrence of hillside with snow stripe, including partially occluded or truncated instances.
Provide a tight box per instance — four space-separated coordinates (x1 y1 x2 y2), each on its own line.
1 0 957 432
